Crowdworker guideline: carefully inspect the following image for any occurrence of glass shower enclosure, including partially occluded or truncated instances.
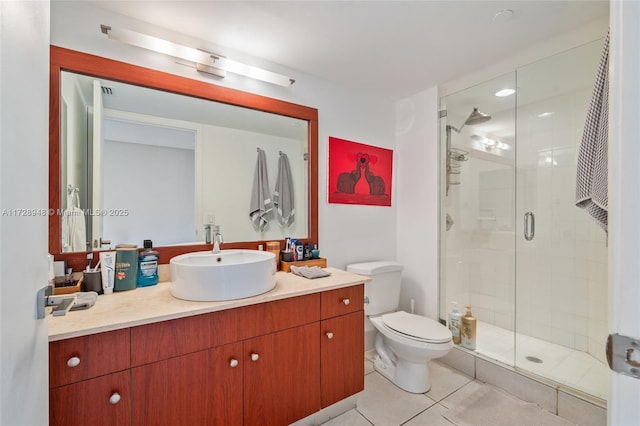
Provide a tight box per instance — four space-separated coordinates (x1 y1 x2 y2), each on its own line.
439 39 608 401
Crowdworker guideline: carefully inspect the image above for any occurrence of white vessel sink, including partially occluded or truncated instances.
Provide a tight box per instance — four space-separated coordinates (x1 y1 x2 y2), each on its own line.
170 250 276 301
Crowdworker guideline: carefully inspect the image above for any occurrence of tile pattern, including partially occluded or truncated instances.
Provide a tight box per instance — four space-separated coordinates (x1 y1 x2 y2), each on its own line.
322 356 586 426
323 351 606 426
475 320 609 400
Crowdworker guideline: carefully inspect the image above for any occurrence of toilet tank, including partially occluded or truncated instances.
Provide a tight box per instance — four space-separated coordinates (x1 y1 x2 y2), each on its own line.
346 261 403 316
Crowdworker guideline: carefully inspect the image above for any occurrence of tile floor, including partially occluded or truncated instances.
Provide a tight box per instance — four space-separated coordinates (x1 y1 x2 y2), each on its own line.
321 355 574 426
475 321 608 400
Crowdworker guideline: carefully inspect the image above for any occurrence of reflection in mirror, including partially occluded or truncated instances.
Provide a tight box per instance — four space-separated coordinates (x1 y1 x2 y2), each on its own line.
60 72 308 252
50 46 318 269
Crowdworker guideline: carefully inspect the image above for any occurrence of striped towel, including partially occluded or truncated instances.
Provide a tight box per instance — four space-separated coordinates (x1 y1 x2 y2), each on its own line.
576 31 609 233
249 149 272 232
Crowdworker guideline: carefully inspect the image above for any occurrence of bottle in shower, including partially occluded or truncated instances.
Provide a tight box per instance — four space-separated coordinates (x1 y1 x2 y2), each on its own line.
137 239 159 287
448 302 462 345
461 305 477 350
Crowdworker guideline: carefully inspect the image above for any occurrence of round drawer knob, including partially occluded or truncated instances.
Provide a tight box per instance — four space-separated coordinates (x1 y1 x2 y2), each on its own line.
342 298 350 306
326 332 334 339
67 356 81 368
251 353 259 362
229 359 239 368
109 393 121 405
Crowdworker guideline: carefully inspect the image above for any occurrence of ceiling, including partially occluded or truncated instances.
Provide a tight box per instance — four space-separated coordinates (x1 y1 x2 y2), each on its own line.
90 1 609 100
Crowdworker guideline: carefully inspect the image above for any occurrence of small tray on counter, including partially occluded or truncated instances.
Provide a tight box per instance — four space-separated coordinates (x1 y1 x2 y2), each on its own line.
53 277 83 295
280 258 327 273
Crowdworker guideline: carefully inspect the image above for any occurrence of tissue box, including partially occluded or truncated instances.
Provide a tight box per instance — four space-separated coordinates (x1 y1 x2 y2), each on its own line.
280 258 326 272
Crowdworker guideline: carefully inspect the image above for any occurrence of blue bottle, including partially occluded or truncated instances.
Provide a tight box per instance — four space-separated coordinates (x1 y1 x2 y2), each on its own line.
137 239 159 287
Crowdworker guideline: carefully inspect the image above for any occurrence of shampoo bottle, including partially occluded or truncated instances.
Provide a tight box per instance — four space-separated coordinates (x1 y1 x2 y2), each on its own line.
448 302 462 345
137 239 159 287
461 305 477 350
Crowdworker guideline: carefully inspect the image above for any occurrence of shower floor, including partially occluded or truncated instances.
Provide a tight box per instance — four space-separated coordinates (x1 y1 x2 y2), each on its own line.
473 321 608 400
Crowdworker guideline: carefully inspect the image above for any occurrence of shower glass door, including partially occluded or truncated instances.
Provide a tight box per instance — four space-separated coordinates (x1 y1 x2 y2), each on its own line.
439 38 608 401
439 71 517 366
514 39 608 400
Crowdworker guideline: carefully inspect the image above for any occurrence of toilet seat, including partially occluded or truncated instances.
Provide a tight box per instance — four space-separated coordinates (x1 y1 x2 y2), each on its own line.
381 311 451 344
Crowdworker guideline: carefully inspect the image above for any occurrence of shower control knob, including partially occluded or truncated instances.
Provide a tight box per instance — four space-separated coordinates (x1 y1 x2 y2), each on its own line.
67 356 80 368
251 353 259 362
342 298 350 306
109 393 121 405
229 359 239 368
326 332 334 339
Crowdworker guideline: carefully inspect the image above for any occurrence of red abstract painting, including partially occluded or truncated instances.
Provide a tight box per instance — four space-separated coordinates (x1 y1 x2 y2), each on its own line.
328 137 393 206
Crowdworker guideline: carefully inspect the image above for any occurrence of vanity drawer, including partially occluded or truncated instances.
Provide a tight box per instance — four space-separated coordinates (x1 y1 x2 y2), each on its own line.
240 293 320 339
321 284 364 319
49 328 130 388
131 308 243 366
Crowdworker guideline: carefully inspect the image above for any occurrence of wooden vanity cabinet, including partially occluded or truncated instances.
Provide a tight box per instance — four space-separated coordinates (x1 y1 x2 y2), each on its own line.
49 285 365 425
48 329 131 426
320 285 365 407
132 342 243 426
244 322 321 425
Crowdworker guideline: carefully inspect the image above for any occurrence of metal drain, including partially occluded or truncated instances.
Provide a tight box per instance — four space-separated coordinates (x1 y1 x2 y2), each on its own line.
526 356 543 363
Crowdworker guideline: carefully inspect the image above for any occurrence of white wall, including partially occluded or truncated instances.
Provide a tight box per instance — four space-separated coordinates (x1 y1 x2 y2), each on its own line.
198 125 308 243
50 1 397 268
395 86 440 319
102 140 195 246
0 1 50 424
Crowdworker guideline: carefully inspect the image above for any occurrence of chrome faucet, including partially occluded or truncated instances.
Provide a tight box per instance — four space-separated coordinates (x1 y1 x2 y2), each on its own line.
212 225 223 254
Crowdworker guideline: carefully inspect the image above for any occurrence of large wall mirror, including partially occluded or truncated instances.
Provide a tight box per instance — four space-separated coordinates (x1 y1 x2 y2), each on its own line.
50 46 318 270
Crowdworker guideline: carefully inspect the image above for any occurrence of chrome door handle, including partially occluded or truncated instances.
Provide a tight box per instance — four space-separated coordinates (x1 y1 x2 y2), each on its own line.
524 212 535 241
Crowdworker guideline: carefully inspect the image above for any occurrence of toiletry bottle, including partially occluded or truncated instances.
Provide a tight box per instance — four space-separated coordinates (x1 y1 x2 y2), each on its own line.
137 239 159 287
115 244 138 291
448 302 462 345
461 305 477 350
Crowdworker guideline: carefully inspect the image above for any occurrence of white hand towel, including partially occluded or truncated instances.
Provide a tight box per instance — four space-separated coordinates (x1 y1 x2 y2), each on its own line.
576 31 609 233
249 149 273 232
62 207 86 252
273 152 295 227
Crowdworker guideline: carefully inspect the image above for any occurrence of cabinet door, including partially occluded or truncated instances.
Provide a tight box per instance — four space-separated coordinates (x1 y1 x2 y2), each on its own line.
244 322 320 425
49 370 130 426
321 310 365 407
49 328 130 387
131 342 242 426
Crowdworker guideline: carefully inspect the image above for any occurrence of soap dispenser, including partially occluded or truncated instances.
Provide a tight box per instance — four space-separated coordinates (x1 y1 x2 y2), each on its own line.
448 302 462 345
461 305 477 350
137 240 159 287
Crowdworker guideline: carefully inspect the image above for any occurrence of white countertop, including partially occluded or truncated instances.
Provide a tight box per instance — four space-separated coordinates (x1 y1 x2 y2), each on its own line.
48 268 370 342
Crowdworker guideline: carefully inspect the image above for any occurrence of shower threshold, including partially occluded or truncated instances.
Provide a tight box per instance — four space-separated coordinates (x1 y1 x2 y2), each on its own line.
470 320 608 401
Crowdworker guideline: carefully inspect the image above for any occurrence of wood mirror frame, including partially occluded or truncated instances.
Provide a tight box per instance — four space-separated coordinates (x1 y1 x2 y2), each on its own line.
49 46 318 271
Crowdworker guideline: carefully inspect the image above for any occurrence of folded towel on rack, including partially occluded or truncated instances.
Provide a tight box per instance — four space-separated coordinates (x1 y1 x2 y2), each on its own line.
273 152 295 227
576 31 609 233
249 149 273 232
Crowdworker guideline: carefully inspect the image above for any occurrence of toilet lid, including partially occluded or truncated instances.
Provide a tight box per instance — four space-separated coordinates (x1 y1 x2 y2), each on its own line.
382 311 452 343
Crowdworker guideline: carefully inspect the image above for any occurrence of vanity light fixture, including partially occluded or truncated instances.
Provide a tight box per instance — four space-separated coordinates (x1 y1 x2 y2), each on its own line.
100 25 295 87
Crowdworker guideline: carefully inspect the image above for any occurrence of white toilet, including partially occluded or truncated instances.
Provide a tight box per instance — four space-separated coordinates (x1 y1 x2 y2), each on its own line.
347 261 453 394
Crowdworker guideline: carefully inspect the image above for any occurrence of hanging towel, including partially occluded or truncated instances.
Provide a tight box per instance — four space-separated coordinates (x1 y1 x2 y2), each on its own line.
249 149 272 232
273 152 295 227
576 31 609 233
62 190 86 252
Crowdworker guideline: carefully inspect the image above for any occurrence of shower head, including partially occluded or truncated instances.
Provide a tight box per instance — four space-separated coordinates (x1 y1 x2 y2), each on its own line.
447 107 492 134
464 107 492 125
